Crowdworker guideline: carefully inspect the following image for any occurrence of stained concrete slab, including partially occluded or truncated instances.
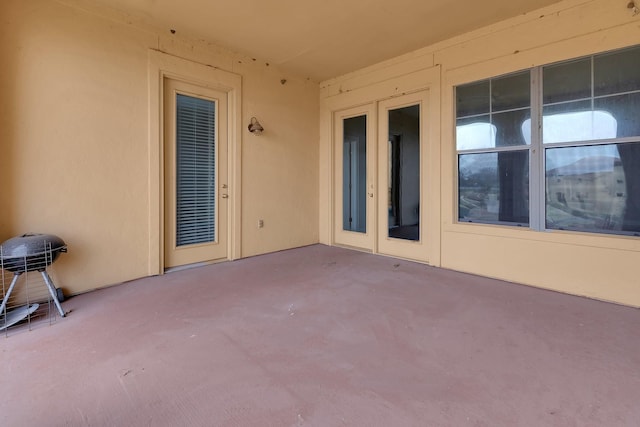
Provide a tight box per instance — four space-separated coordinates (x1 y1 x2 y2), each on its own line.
1 245 639 426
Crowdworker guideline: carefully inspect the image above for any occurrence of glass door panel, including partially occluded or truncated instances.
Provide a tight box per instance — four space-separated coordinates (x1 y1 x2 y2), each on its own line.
343 115 367 233
387 105 421 241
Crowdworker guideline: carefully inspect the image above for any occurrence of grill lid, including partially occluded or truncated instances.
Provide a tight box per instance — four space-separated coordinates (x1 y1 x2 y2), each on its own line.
0 233 67 273
1 233 67 258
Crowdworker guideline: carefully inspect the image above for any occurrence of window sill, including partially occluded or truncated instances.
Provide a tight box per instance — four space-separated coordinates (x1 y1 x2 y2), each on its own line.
444 221 640 252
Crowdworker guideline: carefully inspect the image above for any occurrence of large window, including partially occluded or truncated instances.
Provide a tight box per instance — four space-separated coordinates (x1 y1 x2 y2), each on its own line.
456 45 640 236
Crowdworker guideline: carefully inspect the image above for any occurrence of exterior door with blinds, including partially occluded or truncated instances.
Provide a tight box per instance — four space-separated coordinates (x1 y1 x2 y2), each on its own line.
164 78 228 268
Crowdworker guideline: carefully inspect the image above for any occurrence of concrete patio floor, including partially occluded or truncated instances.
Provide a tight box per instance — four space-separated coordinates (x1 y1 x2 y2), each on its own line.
1 244 639 426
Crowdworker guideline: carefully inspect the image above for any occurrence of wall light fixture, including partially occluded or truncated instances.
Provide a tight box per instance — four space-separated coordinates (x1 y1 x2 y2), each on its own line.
248 117 264 135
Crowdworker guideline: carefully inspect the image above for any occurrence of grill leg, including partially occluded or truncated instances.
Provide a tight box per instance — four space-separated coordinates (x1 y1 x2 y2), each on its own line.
0 274 21 316
40 271 65 317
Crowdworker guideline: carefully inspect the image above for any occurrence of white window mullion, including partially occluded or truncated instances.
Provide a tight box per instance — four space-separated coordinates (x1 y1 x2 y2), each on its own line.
530 66 545 231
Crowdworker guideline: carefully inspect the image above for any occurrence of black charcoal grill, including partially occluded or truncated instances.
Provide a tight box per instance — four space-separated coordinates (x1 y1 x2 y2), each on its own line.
0 233 67 317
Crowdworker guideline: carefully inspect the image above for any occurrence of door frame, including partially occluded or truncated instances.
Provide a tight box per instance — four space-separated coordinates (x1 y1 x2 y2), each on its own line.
148 50 242 274
321 66 441 265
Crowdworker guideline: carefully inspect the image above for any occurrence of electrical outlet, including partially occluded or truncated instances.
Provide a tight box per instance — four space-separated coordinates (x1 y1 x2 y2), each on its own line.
258 219 264 228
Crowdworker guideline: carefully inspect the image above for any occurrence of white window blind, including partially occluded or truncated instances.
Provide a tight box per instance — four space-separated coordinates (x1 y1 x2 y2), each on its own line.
175 94 216 246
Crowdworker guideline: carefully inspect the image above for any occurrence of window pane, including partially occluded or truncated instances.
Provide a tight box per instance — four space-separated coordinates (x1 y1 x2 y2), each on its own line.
546 143 640 235
492 109 531 147
459 151 529 224
594 46 640 96
542 101 617 144
342 115 367 233
492 71 530 111
456 80 490 117
543 58 591 104
456 115 494 150
594 92 640 138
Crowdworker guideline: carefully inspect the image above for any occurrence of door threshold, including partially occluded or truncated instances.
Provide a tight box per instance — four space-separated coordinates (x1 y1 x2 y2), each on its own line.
164 258 227 274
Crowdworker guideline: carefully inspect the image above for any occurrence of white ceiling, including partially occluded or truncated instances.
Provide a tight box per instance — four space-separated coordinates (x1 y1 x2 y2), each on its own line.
89 0 563 81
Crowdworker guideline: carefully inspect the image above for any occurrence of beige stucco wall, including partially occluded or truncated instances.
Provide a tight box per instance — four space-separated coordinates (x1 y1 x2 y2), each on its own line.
320 0 640 306
0 0 319 294
2 0 638 306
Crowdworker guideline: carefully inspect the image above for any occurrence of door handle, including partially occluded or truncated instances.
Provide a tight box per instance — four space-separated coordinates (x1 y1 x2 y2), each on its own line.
221 194 229 199
368 193 374 198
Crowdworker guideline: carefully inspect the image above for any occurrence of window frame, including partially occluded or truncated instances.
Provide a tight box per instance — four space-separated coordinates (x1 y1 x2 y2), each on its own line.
454 44 640 237
455 69 537 228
